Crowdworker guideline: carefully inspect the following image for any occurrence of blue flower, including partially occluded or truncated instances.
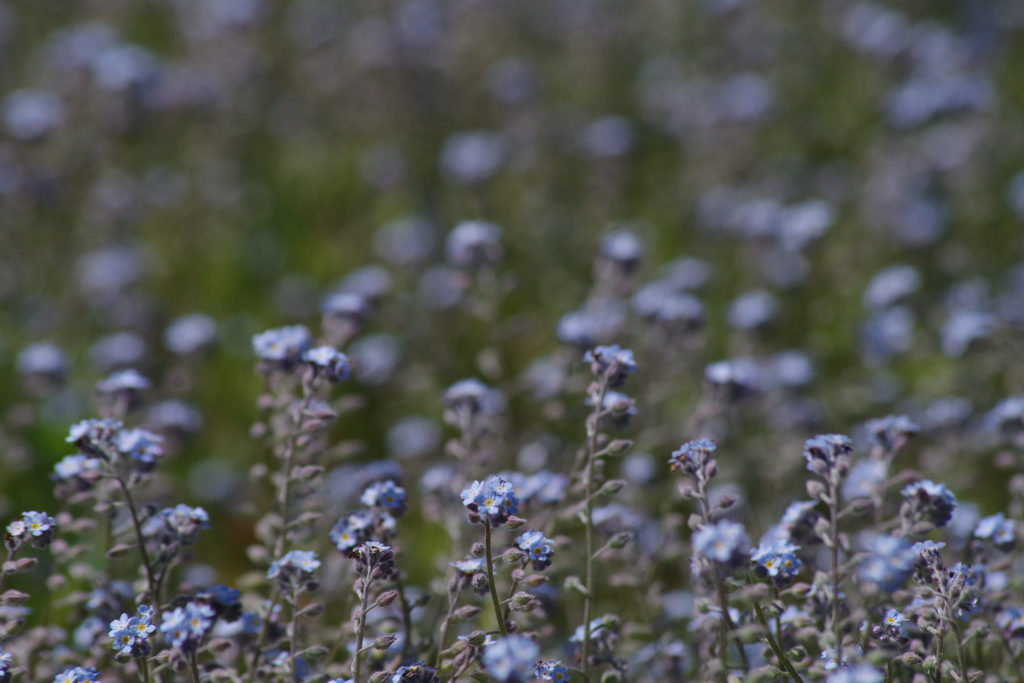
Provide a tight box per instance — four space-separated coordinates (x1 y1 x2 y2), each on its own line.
901 480 957 527
751 539 801 583
446 220 503 267
302 346 351 382
330 510 377 552
22 511 56 536
160 602 214 649
996 607 1024 637
482 635 540 683
349 541 395 578
461 476 519 526
858 535 916 591
115 428 164 465
693 520 750 564
201 585 241 608
53 454 101 480
536 661 570 682
450 555 486 574
583 344 637 388
826 664 882 683
361 480 408 516
975 512 1015 545
268 550 321 579
148 504 210 545
668 439 716 475
53 667 100 683
97 369 151 393
108 612 136 654
516 530 556 570
802 434 853 474
66 418 122 455
843 459 887 499
252 325 314 362
865 415 919 452
391 663 440 682
443 378 492 414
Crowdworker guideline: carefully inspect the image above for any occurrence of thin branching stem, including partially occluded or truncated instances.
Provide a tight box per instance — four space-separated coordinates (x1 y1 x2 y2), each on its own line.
581 379 607 680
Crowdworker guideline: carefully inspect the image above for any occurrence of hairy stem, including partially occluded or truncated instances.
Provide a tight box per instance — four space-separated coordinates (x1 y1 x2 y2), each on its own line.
829 479 843 667
753 600 804 683
484 522 507 637
189 650 201 683
115 475 157 600
353 570 372 683
581 380 607 679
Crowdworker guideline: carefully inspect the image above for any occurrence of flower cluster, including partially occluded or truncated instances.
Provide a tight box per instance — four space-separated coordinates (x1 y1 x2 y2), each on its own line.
160 602 214 650
361 480 408 517
350 541 395 580
693 519 750 567
751 539 802 586
802 434 853 477
252 325 314 363
482 636 539 683
516 530 556 571
900 479 957 529
108 605 156 657
268 549 321 580
461 476 520 526
5 511 57 549
859 535 917 591
583 344 637 388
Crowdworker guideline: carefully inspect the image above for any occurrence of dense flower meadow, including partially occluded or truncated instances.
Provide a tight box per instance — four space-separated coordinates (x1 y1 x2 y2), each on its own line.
2 0 1024 682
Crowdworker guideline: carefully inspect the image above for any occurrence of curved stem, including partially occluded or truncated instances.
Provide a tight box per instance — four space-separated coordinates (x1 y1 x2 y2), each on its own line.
115 475 157 598
483 522 507 637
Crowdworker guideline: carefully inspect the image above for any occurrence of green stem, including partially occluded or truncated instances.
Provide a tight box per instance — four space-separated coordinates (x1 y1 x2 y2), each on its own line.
483 522 507 637
140 656 152 683
396 577 415 659
950 620 969 683
829 479 843 667
753 600 803 683
353 568 372 683
115 475 157 598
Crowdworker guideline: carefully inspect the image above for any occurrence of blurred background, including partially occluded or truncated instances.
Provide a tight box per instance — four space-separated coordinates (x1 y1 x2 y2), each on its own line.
2 0 1024 599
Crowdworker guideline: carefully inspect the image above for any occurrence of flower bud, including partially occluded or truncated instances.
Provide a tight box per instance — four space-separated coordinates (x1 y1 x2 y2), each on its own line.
901 652 922 666
716 494 737 510
806 480 827 500
502 515 527 530
107 544 132 558
471 543 485 556
372 635 397 650
471 573 489 592
525 574 548 587
375 590 399 608
1 589 29 605
502 548 526 563
599 480 628 496
467 630 488 647
610 532 632 549
455 605 482 621
606 440 633 455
